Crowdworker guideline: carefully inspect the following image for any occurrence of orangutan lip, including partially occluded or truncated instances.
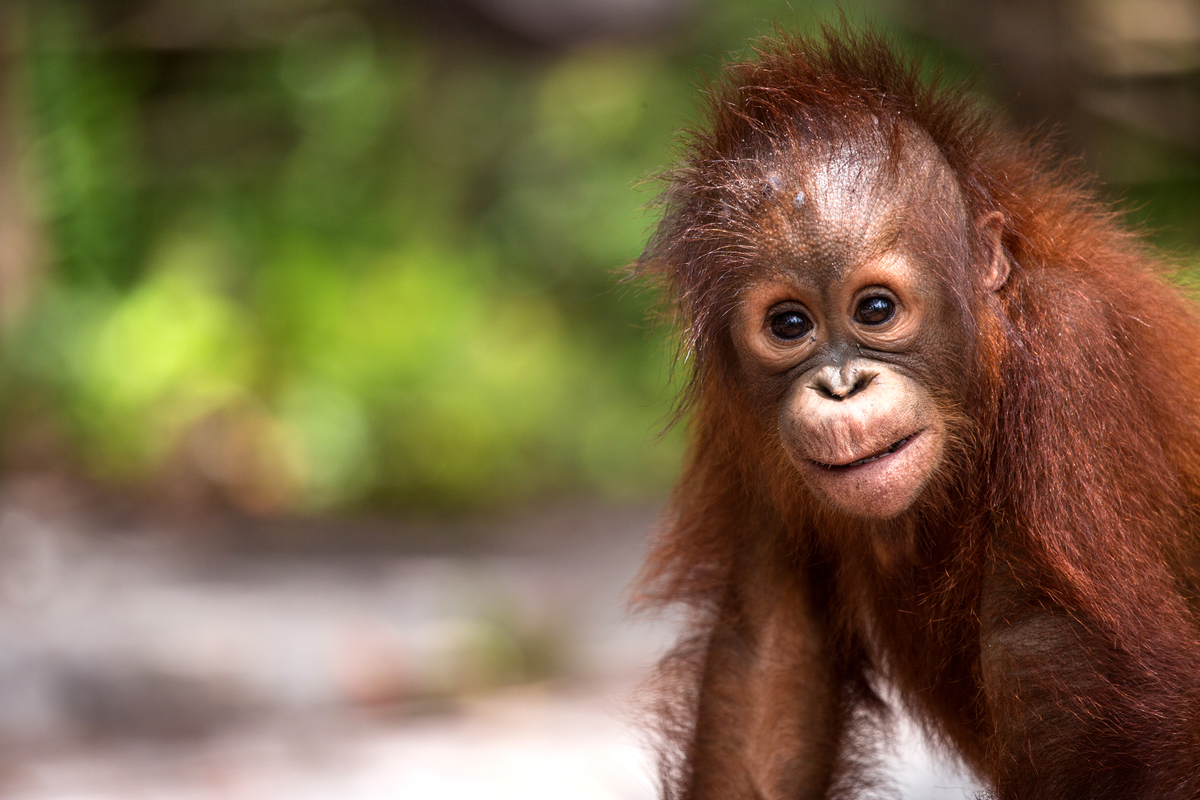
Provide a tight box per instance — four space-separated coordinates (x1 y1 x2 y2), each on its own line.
812 431 921 470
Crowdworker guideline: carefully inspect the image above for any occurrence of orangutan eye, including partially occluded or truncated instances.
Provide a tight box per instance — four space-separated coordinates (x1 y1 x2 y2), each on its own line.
855 296 895 325
769 309 812 341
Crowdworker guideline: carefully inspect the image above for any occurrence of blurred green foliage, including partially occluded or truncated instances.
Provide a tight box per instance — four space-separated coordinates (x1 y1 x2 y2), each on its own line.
4 1 713 512
4 1 1198 513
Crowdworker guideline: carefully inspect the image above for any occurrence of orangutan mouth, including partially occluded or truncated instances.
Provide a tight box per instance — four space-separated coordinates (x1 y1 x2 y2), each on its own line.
814 432 920 470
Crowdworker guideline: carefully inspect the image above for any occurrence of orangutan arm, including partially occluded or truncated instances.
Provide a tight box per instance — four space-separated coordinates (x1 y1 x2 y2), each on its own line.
682 563 843 800
979 558 1200 800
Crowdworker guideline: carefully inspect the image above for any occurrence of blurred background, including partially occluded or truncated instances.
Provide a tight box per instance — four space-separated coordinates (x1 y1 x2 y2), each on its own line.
0 0 1194 797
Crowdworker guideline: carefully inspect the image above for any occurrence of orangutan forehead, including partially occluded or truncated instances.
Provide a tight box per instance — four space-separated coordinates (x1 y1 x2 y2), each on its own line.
746 129 967 279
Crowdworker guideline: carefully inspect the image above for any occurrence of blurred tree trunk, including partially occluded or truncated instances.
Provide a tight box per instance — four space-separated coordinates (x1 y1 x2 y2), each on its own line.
919 0 1200 173
919 0 1081 127
0 2 37 325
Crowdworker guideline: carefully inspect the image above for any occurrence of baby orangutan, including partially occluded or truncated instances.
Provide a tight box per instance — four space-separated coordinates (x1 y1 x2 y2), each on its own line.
636 28 1200 800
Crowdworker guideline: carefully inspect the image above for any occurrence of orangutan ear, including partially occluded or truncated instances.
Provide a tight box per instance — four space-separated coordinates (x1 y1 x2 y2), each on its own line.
978 211 1009 292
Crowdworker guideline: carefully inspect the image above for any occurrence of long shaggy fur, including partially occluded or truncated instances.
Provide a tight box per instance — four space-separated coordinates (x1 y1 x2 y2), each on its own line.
635 26 1200 800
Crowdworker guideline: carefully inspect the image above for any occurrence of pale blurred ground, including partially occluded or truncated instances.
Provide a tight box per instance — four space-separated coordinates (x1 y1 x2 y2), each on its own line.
0 688 657 799
0 478 976 799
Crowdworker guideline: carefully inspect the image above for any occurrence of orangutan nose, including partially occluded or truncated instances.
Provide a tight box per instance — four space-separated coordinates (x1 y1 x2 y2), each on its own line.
809 361 878 400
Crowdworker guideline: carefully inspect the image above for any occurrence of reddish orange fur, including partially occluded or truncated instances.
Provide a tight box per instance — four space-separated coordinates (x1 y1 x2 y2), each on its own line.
635 27 1200 800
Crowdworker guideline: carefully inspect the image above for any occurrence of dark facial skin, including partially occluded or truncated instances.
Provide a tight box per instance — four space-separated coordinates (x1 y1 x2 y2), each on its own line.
731 138 1001 519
